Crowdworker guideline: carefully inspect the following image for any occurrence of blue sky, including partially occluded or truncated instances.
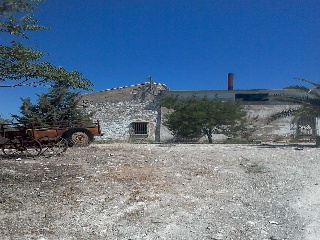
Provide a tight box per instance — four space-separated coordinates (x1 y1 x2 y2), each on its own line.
1 0 320 119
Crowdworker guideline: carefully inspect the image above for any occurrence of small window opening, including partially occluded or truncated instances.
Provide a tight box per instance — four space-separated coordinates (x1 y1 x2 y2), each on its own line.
132 122 148 135
235 93 269 101
296 116 316 136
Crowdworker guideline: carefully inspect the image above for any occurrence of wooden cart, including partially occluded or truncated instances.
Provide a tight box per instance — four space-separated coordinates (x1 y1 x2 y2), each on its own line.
0 120 102 157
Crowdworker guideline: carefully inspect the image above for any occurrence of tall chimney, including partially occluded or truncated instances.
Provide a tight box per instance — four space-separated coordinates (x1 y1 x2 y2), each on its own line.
228 73 234 90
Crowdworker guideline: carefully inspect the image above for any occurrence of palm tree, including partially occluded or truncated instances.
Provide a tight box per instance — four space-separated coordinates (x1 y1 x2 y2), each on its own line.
269 78 320 145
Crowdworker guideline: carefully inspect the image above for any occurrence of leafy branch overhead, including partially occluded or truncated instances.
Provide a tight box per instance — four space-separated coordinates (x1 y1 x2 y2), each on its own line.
0 0 46 37
268 78 320 123
0 0 93 90
0 42 92 89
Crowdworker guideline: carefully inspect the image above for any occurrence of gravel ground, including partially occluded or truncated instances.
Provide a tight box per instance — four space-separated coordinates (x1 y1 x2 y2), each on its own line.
0 143 320 240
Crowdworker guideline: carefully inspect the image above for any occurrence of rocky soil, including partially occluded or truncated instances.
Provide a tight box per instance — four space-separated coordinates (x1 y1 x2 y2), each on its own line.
0 143 320 240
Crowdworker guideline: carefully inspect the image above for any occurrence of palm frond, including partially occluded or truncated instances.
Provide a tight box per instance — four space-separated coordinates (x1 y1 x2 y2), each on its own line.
269 78 320 123
267 108 299 123
293 78 320 98
293 78 320 88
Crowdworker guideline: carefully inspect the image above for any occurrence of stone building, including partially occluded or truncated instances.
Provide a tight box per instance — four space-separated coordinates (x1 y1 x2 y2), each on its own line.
80 76 318 142
80 81 168 141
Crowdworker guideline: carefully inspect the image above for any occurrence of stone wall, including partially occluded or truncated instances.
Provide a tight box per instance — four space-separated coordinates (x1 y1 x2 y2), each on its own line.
81 82 167 141
245 104 298 141
85 100 160 140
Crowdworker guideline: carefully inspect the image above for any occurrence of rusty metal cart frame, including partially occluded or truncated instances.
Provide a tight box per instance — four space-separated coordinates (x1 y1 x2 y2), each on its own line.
0 120 102 157
0 122 68 157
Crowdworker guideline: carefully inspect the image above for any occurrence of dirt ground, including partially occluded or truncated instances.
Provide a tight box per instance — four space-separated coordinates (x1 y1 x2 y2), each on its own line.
0 143 320 240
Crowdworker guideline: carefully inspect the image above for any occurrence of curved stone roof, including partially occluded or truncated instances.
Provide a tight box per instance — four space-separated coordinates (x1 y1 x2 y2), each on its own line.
81 82 169 104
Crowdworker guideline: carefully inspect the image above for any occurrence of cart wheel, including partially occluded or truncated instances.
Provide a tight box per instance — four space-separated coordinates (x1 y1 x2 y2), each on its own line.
50 137 68 155
62 128 94 147
2 140 21 157
21 138 42 157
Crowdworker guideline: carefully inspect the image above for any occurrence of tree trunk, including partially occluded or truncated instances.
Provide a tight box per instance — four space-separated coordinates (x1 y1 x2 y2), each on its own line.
205 130 213 143
202 129 212 143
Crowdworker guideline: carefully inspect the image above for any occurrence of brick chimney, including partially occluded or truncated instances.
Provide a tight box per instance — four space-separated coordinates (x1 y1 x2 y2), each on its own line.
228 73 234 90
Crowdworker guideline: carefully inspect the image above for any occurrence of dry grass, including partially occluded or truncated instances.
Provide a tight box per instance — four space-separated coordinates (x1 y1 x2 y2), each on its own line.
0 143 318 239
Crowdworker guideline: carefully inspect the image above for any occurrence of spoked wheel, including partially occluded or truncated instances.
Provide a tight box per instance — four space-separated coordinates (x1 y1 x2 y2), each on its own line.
2 138 42 157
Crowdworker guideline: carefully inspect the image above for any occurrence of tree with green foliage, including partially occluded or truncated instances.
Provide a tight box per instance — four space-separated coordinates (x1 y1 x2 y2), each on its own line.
12 83 93 123
0 0 93 90
269 78 320 122
161 95 253 143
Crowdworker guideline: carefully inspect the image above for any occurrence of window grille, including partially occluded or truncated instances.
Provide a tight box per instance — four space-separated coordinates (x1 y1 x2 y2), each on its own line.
132 122 148 135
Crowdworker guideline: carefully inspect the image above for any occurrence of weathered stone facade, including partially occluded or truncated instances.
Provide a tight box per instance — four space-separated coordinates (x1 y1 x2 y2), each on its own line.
81 82 313 142
80 82 168 141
